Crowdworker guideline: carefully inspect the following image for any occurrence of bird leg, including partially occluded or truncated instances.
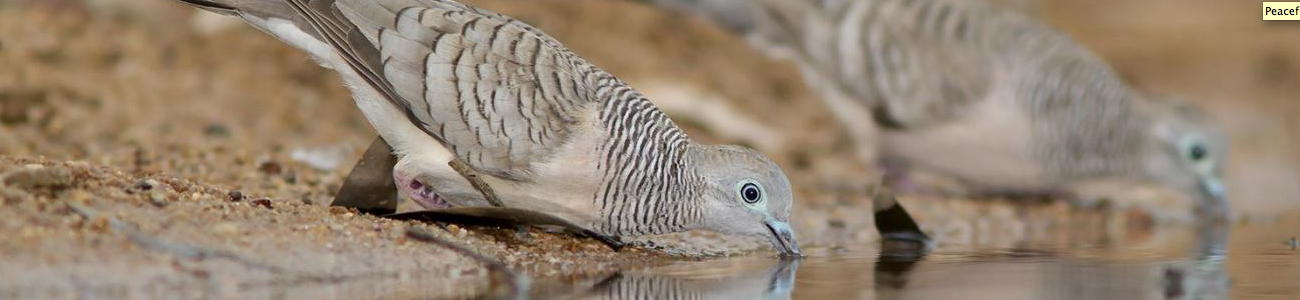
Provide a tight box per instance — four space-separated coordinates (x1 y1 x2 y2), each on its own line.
447 158 506 207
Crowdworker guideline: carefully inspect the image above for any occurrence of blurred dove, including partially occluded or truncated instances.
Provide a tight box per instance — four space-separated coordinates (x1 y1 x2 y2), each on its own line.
173 0 801 255
639 0 1228 207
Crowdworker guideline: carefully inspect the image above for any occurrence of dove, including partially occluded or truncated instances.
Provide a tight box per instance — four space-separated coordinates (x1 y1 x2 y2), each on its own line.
639 0 1228 207
173 0 801 255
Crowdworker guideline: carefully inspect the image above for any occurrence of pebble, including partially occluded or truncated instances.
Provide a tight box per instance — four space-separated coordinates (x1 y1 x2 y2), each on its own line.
258 160 283 175
203 123 230 138
128 179 157 193
228 190 244 202
251 198 273 209
148 192 168 207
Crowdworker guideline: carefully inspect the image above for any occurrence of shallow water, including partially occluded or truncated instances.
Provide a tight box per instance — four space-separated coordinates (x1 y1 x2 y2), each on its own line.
565 215 1299 300
278 212 1299 300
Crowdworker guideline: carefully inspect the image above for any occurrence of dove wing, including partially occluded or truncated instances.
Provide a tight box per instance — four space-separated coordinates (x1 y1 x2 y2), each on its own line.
841 0 1005 129
650 0 998 129
282 0 600 179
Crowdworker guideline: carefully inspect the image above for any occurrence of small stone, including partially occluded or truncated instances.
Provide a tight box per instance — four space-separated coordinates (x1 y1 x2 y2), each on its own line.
203 123 230 138
138 179 156 190
148 192 168 207
251 198 273 209
299 195 314 205
227 190 244 202
128 179 158 194
828 219 846 229
329 206 349 215
258 160 283 175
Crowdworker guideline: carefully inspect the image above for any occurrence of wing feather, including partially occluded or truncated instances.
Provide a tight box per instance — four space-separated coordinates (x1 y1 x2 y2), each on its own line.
320 0 600 178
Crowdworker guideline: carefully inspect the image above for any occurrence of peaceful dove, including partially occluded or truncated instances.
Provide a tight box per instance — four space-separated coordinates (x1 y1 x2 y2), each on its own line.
173 0 801 255
640 0 1228 207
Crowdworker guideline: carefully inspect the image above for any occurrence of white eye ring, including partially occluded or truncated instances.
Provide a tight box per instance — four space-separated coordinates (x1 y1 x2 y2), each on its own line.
1177 135 1215 173
737 179 764 206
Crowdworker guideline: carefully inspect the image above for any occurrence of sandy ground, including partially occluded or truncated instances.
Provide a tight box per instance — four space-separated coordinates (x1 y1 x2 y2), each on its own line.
1 0 1297 299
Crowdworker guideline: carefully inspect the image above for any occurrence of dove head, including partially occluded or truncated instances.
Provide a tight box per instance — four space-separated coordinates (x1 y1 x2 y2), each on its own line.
691 145 802 257
1141 99 1228 208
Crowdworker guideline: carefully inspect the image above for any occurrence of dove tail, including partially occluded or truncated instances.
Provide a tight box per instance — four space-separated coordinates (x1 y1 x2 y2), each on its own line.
174 0 240 15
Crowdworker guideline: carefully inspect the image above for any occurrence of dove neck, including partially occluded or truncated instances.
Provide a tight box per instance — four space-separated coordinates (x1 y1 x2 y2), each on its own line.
596 138 706 236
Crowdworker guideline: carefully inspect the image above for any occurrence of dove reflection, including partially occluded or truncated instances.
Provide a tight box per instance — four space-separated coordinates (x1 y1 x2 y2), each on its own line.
865 223 1229 300
473 223 1229 300
543 257 799 300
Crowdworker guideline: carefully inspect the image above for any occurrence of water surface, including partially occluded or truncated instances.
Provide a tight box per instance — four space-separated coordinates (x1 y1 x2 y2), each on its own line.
587 215 1299 300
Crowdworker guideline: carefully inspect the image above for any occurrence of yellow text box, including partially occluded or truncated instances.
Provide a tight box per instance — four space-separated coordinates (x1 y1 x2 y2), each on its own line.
1264 2 1300 20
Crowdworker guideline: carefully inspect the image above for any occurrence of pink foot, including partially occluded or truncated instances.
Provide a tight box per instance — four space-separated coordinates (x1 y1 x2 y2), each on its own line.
394 169 452 209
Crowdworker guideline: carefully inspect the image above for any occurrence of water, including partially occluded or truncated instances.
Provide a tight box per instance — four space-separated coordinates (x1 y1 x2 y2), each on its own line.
556 216 1299 300
156 210 1298 300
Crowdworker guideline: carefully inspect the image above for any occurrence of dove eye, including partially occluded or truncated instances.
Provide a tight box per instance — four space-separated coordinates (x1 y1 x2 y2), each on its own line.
737 180 764 205
1188 143 1208 162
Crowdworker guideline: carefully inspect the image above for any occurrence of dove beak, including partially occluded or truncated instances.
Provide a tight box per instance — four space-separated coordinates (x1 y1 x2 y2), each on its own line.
764 219 803 257
1198 177 1227 204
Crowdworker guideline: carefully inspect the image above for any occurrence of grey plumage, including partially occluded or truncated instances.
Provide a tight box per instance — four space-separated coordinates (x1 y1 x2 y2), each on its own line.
643 0 1228 206
174 0 801 254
